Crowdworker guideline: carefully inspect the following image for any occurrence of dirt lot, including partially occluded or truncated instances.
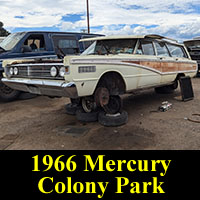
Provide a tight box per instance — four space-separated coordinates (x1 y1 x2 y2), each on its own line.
0 78 199 150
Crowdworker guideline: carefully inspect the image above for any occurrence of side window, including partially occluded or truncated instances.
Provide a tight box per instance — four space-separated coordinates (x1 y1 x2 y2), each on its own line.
23 34 46 52
166 43 188 58
52 35 79 55
136 40 155 55
58 40 77 49
154 42 170 56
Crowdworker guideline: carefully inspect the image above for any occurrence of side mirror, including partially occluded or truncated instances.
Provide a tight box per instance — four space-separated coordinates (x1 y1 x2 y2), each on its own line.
21 45 32 53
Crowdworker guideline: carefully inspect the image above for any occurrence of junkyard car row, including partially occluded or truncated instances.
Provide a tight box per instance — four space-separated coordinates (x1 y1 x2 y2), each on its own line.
1 34 198 126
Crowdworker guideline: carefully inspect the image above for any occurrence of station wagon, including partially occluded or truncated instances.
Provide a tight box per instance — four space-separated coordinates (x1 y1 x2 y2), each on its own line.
2 34 197 126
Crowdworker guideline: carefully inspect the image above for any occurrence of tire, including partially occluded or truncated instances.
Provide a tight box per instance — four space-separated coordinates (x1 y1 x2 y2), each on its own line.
0 81 21 102
66 103 79 115
171 80 178 89
76 108 98 122
98 110 128 127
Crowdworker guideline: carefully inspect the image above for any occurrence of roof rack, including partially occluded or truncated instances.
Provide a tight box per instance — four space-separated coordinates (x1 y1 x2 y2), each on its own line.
79 34 178 43
145 34 178 43
193 36 200 40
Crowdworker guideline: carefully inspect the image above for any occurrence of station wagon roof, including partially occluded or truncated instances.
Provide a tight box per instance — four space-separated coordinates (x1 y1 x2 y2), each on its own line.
79 34 178 43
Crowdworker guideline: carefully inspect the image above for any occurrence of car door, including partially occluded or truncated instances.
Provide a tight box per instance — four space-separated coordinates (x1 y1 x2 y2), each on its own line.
135 39 162 87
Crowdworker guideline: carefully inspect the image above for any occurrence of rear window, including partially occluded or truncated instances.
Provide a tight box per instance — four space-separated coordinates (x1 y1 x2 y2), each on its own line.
166 43 188 58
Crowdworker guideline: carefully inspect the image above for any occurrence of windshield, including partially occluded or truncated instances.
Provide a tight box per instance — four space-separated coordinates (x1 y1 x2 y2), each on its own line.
81 39 137 55
81 41 96 55
184 41 200 49
0 32 26 51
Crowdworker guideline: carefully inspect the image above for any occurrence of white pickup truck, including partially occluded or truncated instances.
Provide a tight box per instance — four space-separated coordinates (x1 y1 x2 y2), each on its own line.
2 34 197 126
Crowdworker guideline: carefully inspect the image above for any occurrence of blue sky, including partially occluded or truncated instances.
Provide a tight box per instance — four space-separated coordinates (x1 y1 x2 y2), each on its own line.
1 0 200 41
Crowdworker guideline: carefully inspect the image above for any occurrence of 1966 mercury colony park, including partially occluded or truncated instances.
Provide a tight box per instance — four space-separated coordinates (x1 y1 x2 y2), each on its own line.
2 35 198 126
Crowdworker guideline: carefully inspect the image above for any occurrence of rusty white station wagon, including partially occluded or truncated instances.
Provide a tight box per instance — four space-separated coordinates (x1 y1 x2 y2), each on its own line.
2 35 198 126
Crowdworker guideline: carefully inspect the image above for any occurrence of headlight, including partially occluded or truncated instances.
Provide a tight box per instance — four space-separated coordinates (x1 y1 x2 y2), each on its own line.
9 67 14 75
59 67 66 77
14 67 18 75
50 66 58 77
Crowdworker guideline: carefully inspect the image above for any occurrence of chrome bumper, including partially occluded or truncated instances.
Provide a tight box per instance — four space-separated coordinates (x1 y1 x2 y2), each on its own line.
2 78 78 98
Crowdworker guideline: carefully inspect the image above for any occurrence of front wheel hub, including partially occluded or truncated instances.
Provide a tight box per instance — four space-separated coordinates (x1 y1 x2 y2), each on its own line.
94 87 110 107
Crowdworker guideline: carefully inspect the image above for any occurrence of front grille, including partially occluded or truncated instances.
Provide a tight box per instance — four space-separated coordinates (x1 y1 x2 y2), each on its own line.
7 63 64 80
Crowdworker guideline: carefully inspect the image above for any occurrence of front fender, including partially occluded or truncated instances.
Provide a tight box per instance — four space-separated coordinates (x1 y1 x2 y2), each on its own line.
74 69 126 97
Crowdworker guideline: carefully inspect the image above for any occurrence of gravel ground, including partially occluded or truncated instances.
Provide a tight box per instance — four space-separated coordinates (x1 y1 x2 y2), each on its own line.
0 78 199 150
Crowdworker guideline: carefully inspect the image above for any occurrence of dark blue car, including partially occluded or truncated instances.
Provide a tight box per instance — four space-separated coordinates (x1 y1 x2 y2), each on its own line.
0 31 103 102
